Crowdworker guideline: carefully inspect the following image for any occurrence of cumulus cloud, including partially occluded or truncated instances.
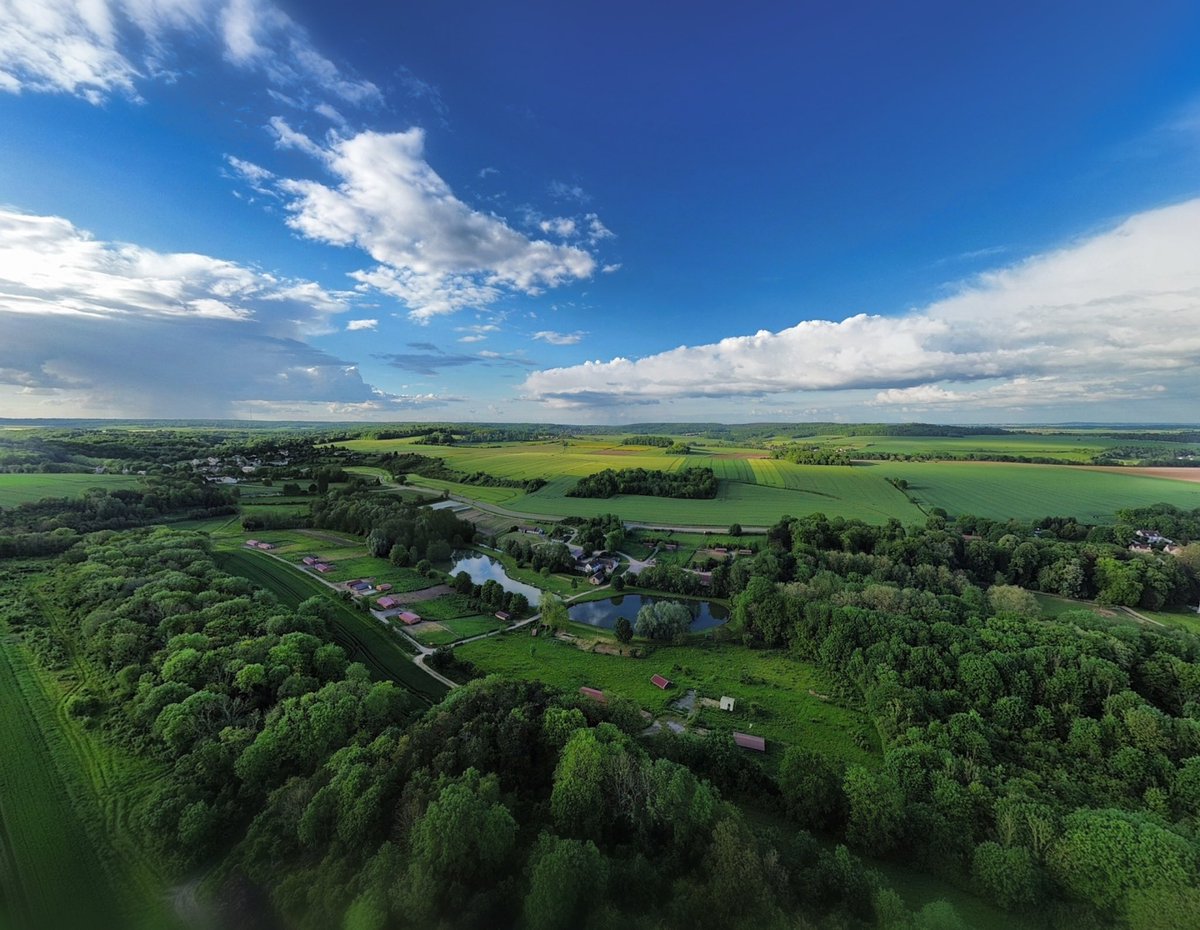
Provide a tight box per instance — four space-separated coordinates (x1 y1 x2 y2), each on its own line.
244 123 597 321
539 217 577 237
548 180 590 203
0 0 379 105
523 198 1200 412
532 330 587 346
345 318 377 331
0 208 438 417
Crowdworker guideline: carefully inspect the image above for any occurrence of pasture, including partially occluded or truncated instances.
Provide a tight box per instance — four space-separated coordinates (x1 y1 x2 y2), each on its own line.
0 473 140 507
213 548 449 702
456 633 877 765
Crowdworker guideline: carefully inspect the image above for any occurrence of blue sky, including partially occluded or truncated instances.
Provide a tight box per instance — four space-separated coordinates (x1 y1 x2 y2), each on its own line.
2 1 1200 422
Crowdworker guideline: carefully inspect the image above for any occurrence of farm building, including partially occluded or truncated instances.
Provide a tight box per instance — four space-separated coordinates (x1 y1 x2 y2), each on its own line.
720 696 736 711
376 596 398 609
245 539 260 547
302 556 318 565
733 732 766 752
376 584 393 592
255 542 275 550
315 563 333 573
579 686 607 703
651 674 672 690
495 611 511 621
398 611 422 625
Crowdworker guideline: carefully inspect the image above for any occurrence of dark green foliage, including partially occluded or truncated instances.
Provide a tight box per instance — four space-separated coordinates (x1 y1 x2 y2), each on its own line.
566 467 718 500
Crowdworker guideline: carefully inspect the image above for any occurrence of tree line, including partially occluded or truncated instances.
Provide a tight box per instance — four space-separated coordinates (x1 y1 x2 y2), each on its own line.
567 467 718 500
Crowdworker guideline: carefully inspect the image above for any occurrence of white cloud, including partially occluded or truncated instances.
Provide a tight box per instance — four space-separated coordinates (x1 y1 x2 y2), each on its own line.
248 123 597 321
548 180 589 203
532 330 587 346
539 216 577 237
523 198 1200 413
345 318 377 331
0 208 430 416
601 262 622 274
584 213 614 243
0 0 379 105
478 166 499 179
455 322 499 343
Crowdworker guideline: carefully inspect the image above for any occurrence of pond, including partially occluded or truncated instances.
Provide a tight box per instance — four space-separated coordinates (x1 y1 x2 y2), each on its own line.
449 551 543 602
568 594 729 632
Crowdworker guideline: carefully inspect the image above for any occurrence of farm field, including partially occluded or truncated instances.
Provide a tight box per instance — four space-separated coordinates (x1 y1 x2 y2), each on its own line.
410 615 506 646
455 634 877 765
0 627 175 930
213 548 449 702
0 472 140 506
886 461 1200 522
345 435 1200 527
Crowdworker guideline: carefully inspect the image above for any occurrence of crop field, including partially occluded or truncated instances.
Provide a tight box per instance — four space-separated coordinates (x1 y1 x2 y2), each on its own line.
213 549 448 702
0 473 140 507
885 461 1200 521
456 634 876 765
340 435 1200 527
411 615 505 646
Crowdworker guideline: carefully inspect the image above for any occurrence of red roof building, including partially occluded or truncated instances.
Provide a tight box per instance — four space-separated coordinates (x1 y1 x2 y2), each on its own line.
377 596 398 609
733 732 766 752
398 611 422 625
579 686 607 703
651 674 672 690
302 556 317 565
376 584 393 592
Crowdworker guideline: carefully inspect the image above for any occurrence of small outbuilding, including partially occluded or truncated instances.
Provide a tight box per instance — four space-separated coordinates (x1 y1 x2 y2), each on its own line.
398 611 422 625
302 556 318 565
580 686 607 703
376 596 398 609
376 584 393 592
651 674 672 690
495 611 511 621
719 695 736 712
733 732 766 752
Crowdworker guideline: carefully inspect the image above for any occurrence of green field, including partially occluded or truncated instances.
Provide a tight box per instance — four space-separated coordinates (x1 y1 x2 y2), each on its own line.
0 473 140 507
339 435 1200 526
456 634 876 765
410 615 505 646
213 549 448 702
886 461 1200 522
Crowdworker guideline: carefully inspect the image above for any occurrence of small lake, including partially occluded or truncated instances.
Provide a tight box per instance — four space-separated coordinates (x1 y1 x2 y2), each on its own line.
450 551 543 602
568 594 729 632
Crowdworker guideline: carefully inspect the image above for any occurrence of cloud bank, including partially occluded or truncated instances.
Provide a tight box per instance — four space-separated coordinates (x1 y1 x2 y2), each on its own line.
0 209 446 417
522 199 1200 413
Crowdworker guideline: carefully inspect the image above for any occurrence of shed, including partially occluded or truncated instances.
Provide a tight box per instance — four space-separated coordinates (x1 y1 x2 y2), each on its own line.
733 732 766 752
495 611 511 621
376 584 393 592
579 686 607 704
376 596 398 609
315 563 332 573
398 611 422 625
302 556 318 565
719 695 736 711
245 539 260 547
651 674 672 690
256 542 275 550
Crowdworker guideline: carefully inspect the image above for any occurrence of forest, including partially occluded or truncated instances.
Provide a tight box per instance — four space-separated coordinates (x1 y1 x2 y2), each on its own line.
566 466 719 499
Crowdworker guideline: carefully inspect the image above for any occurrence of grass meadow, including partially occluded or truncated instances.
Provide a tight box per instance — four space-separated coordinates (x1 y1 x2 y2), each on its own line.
456 632 877 766
0 473 140 507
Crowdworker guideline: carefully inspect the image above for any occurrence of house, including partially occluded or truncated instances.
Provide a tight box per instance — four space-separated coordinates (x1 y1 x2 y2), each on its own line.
398 611 422 625
376 596 398 610
350 582 372 593
376 584 393 593
302 556 318 566
495 611 511 622
651 674 671 690
719 696 736 711
315 563 333 573
579 686 607 703
733 732 766 752
588 573 605 585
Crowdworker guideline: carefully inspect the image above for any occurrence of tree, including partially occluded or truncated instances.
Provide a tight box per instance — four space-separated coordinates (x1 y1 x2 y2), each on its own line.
611 573 625 592
635 600 692 640
729 523 742 537
971 841 1038 909
843 765 904 853
522 834 608 930
540 593 569 633
614 616 633 644
398 769 517 923
987 584 1041 619
779 747 842 829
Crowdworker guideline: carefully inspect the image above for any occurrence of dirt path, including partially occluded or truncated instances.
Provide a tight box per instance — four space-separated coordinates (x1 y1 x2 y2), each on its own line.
1119 606 1167 628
